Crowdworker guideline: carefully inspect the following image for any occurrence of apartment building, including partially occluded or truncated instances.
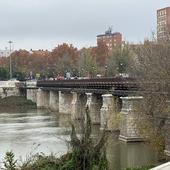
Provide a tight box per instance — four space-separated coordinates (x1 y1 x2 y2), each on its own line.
157 7 170 41
97 29 122 51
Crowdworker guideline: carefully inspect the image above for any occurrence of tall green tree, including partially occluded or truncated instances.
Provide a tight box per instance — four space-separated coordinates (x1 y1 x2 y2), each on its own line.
0 67 9 80
79 48 98 77
106 44 135 77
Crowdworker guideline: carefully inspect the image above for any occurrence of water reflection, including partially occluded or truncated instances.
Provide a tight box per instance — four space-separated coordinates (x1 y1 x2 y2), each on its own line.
0 109 68 162
106 135 157 170
0 109 157 169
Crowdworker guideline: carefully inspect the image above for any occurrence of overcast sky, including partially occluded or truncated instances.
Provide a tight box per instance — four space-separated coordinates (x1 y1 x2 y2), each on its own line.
0 0 169 51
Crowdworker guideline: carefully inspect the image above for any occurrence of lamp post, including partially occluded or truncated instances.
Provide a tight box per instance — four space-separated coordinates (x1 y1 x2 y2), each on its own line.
105 65 108 77
120 63 124 74
5 47 8 58
8 41 13 79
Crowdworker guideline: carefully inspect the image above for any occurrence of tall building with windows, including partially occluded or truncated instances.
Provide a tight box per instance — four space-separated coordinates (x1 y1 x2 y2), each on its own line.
157 7 170 41
97 28 122 51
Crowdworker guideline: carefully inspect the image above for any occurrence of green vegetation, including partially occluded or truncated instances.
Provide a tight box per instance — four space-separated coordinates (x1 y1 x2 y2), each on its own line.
106 44 134 77
0 96 36 112
133 39 170 158
3 151 17 170
2 151 156 170
0 67 9 80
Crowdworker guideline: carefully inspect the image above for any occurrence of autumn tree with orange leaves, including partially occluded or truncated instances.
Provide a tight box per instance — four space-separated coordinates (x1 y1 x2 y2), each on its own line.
91 41 109 67
7 49 51 79
51 43 79 76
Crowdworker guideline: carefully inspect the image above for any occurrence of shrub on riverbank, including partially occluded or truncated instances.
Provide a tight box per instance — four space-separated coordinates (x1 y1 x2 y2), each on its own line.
3 152 155 170
0 96 36 112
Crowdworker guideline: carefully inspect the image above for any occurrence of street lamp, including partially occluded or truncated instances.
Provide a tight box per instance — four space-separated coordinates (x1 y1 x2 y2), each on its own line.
5 47 8 58
105 65 108 77
8 41 13 79
120 63 124 74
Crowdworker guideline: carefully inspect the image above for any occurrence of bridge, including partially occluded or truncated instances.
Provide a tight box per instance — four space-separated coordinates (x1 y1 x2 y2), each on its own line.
24 77 170 157
36 77 139 95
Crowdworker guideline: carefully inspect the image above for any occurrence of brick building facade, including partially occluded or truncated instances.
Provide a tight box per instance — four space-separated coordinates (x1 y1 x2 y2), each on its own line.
157 7 170 41
97 29 122 51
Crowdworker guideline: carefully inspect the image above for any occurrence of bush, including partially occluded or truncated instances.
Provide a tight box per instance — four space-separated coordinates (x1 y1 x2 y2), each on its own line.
3 151 17 170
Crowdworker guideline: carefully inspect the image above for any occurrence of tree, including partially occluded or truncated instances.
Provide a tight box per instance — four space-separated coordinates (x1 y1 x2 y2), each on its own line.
106 44 135 77
51 43 79 76
9 49 52 79
91 41 109 67
29 50 51 78
0 67 9 80
78 48 98 77
62 107 108 170
133 38 170 157
11 50 30 76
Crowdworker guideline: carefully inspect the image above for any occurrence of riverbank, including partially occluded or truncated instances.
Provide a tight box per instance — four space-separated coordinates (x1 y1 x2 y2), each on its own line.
0 96 36 112
2 151 155 170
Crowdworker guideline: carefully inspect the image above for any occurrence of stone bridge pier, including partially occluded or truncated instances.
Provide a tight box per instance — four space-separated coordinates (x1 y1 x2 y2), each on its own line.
28 88 145 143
100 94 121 131
119 96 143 142
71 92 87 120
49 91 59 111
26 89 37 103
37 89 50 108
86 93 102 124
59 91 73 114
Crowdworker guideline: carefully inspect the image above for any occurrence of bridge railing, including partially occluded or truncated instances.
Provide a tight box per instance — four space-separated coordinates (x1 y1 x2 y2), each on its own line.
36 77 138 91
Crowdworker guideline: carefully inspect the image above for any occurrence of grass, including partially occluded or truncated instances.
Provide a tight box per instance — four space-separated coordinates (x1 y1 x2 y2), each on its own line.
0 96 36 112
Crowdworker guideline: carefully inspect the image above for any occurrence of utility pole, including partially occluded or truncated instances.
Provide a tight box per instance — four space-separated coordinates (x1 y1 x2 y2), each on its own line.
105 65 108 77
5 47 8 58
8 41 13 79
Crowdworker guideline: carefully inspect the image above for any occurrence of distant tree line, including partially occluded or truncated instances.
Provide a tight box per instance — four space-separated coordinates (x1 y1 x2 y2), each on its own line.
0 42 136 80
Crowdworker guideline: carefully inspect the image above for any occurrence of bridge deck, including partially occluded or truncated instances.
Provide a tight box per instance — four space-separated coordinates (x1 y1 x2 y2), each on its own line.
37 78 138 91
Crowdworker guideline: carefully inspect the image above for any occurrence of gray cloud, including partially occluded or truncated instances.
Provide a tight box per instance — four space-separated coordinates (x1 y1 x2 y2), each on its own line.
0 0 169 50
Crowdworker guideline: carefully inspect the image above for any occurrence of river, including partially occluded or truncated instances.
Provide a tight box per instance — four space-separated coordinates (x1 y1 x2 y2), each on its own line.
0 109 157 169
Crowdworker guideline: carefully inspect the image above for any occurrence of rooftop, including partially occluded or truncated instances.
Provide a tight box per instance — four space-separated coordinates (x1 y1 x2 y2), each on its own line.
97 32 121 37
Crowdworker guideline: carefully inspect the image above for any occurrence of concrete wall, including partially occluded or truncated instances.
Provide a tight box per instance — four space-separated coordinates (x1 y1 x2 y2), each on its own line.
0 87 20 98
